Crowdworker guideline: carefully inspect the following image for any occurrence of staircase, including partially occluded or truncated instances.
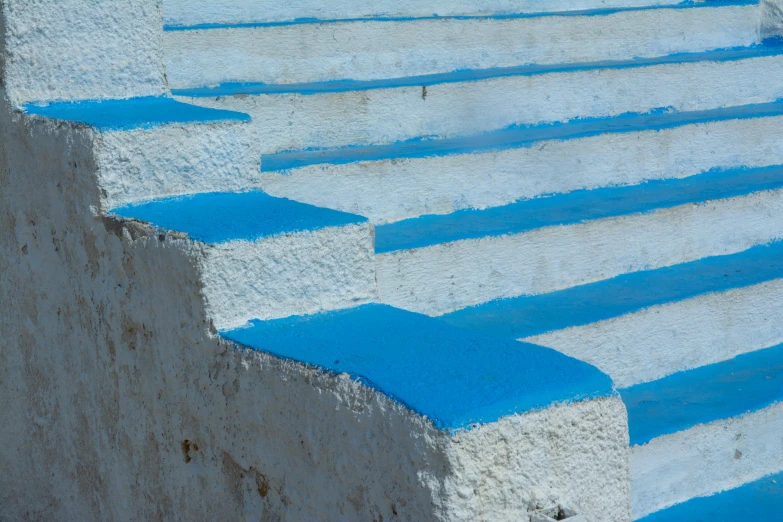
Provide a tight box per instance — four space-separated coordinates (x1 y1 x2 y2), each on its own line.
2 0 783 520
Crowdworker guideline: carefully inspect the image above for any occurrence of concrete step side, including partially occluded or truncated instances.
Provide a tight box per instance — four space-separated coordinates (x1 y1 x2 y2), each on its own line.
174 46 783 160
624 345 783 517
112 192 377 330
164 0 752 28
636 469 783 521
375 170 783 317
257 108 783 224
21 97 256 210
164 3 760 88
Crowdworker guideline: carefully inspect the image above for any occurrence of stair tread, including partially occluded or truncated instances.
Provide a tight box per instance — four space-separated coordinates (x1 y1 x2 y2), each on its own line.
375 165 783 253
221 304 614 431
111 191 366 244
173 44 782 97
621 344 783 446
637 469 783 521
441 241 783 339
260 99 783 172
22 95 250 131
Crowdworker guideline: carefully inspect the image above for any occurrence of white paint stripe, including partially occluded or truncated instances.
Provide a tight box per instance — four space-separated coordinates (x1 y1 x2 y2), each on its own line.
630 401 783 519
164 6 759 87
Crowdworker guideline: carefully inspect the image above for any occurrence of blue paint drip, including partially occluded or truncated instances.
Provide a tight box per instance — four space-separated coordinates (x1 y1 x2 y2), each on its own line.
173 44 783 98
376 165 783 253
621 343 783 446
164 0 758 31
637 470 783 521
441 241 783 339
22 96 250 131
221 304 614 432
260 99 783 172
111 191 367 244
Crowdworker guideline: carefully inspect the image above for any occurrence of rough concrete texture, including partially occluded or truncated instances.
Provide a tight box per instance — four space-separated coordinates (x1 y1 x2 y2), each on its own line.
164 5 760 87
377 189 783 316
0 0 166 105
256 115 783 224
527 280 783 387
630 401 783 519
0 103 631 520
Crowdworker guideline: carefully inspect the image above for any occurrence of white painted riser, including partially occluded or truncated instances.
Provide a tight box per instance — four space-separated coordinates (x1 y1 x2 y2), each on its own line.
164 5 759 87
631 402 783 519
181 53 783 154
260 115 783 224
527 280 783 388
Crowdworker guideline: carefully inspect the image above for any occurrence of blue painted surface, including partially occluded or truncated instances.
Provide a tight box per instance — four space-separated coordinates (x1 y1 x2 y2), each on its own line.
111 191 366 244
221 304 614 431
637 470 783 521
22 96 250 131
260 99 783 172
621 343 783 446
164 0 758 31
442 241 783 339
173 45 783 97
376 165 783 253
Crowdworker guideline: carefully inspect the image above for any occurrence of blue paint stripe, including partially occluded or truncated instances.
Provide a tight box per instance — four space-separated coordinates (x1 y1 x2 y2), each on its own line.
22 96 250 131
260 99 783 172
376 165 783 254
637 470 783 521
110 191 366 244
164 0 758 31
441 241 783 339
621 343 783 446
172 44 783 97
221 304 614 432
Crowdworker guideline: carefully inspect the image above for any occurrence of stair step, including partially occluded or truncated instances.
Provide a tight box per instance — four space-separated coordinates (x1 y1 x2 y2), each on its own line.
255 101 783 224
219 304 630 520
636 470 783 521
442 242 783 386
164 0 751 29
622 345 783 518
21 96 255 210
222 303 613 430
164 1 759 89
376 166 783 316
112 191 376 330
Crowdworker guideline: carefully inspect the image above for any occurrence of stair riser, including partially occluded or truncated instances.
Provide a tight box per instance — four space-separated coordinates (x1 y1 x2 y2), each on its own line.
179 53 783 156
258 115 783 224
164 0 718 28
630 401 783 519
201 224 377 330
164 5 759 88
528 280 783 387
378 188 783 316
94 122 256 210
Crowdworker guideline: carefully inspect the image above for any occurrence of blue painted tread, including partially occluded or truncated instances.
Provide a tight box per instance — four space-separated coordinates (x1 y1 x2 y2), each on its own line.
621 343 783 446
23 96 250 131
637 469 783 521
111 191 366 244
221 304 614 432
442 240 783 338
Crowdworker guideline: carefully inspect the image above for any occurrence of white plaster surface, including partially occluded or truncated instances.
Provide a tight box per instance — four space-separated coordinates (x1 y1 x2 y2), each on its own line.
527 280 783 387
1 0 166 106
0 103 631 521
94 121 258 210
631 401 783 519
164 5 760 87
378 189 783 316
258 115 783 224
199 223 377 330
164 0 709 27
182 53 783 155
